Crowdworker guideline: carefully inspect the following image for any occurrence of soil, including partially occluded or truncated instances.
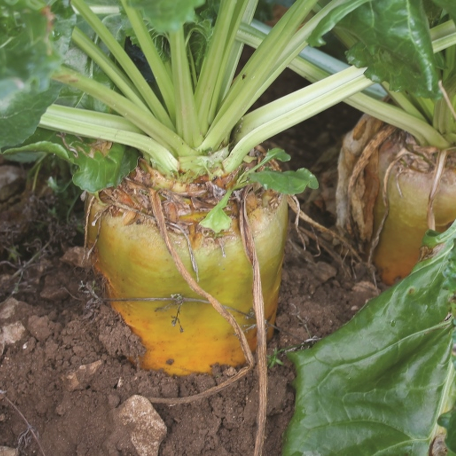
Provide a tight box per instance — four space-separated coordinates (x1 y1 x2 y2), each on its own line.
0 63 378 455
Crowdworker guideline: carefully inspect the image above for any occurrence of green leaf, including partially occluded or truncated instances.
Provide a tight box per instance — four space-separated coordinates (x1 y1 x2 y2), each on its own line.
126 0 205 33
249 168 319 195
1 0 59 97
199 190 232 233
242 148 291 178
335 0 441 98
72 141 139 192
2 129 139 192
199 205 232 233
185 18 214 82
307 0 371 48
264 147 291 163
0 81 62 149
0 0 75 147
431 0 456 24
283 223 456 456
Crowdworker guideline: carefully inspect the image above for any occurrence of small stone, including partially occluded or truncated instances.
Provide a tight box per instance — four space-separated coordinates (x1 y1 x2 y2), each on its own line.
0 446 19 456
1 322 27 345
352 281 378 295
351 305 359 312
60 246 92 269
223 366 237 377
0 298 31 323
0 298 19 321
61 360 103 392
115 395 167 456
55 402 66 416
0 165 25 202
313 262 337 283
22 337 36 355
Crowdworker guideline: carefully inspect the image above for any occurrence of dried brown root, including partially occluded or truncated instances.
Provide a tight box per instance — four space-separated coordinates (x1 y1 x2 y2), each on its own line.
240 187 268 456
336 114 385 238
287 195 362 267
427 149 448 231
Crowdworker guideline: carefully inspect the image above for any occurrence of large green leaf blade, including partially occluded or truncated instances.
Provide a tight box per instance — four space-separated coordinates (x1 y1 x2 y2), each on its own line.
72 141 139 192
333 0 441 98
127 0 205 32
283 225 456 456
0 82 62 149
307 0 371 47
0 0 75 147
3 129 139 192
1 0 58 97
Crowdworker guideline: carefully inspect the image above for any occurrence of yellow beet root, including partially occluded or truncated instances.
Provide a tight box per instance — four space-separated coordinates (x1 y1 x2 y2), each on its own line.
372 143 456 284
86 188 288 375
337 115 456 285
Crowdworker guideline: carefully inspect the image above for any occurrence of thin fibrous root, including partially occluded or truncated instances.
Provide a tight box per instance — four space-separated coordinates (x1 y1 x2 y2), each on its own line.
287 195 362 263
0 390 47 456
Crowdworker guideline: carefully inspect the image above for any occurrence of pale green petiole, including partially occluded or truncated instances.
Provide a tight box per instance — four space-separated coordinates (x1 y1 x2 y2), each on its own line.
71 27 146 110
120 0 176 122
431 20 456 53
51 67 195 157
71 0 174 130
194 0 248 134
201 0 321 151
224 66 373 173
217 1 259 110
381 82 429 122
202 0 369 152
169 27 202 148
40 106 179 174
45 105 142 133
237 66 369 138
233 17 454 155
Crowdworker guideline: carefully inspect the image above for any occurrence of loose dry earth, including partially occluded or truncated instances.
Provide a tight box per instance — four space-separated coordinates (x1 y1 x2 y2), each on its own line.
0 67 377 455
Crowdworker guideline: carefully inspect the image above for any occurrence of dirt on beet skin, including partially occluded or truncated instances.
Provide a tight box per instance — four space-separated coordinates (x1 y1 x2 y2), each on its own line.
0 66 375 456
